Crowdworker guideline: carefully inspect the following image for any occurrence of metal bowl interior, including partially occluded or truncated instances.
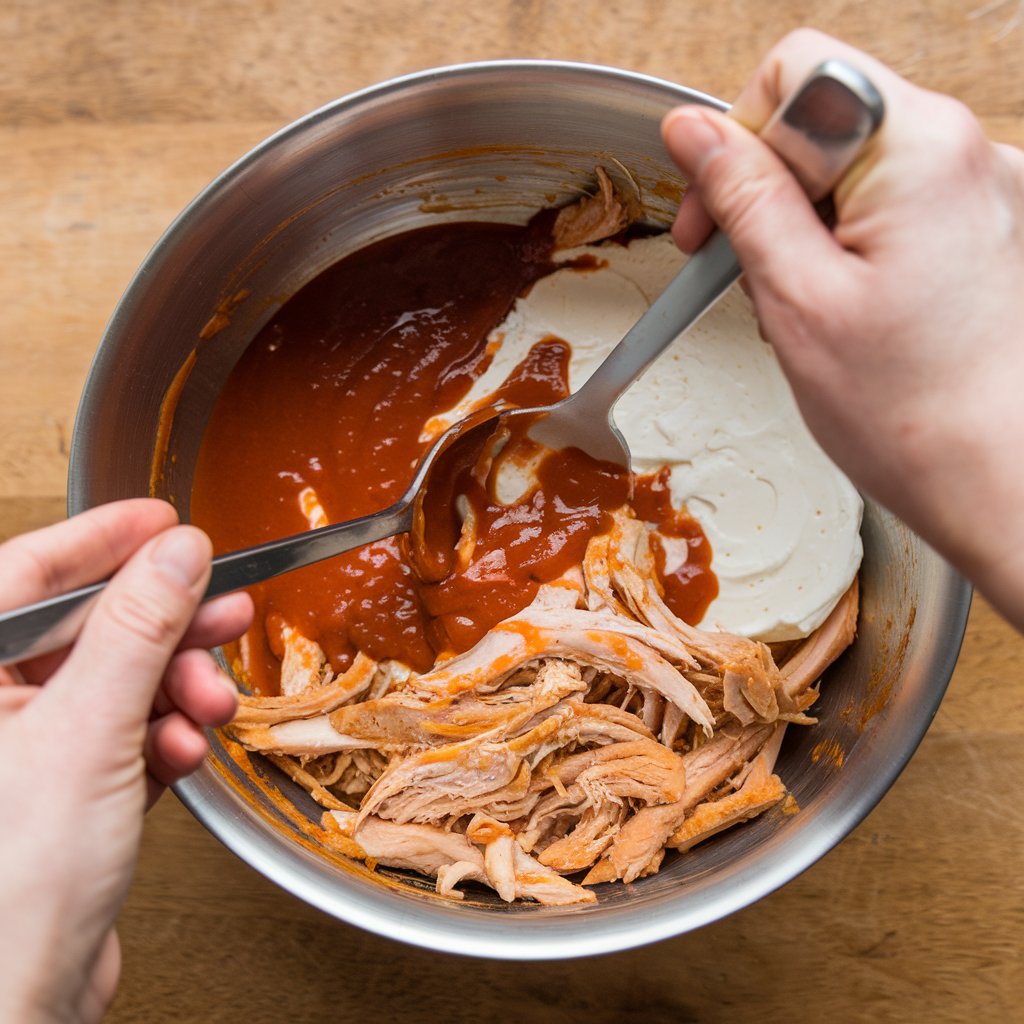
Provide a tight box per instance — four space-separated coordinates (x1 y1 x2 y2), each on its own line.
67 60 970 959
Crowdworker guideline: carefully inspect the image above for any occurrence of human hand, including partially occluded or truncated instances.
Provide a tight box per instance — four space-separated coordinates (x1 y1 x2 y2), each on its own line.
661 29 1024 627
0 500 252 1023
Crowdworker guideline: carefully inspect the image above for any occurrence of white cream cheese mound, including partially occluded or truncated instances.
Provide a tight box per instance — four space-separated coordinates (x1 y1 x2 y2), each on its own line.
431 233 863 643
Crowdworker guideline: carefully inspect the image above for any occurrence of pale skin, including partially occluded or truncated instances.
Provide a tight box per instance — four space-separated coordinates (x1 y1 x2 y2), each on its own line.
3 28 1024 1024
0 500 253 1023
661 28 1024 630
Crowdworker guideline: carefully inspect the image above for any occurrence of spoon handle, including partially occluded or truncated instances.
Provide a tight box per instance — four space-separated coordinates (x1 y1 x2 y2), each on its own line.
0 404 506 666
202 502 413 601
566 59 884 419
0 504 413 666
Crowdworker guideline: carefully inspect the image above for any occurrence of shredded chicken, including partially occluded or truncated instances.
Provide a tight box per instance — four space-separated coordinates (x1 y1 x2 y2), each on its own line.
227 507 858 905
552 166 642 249
232 651 377 729
278 623 333 697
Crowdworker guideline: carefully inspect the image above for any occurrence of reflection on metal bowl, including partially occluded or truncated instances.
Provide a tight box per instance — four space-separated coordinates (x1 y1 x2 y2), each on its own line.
67 61 970 960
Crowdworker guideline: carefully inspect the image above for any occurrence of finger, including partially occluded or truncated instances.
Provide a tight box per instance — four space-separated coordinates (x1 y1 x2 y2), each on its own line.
143 711 210 788
661 106 845 289
176 591 254 652
0 499 178 612
41 525 213 732
722 28 927 212
663 29 909 263
726 28 905 133
671 183 717 254
14 591 253 688
160 648 238 728
0 687 35 713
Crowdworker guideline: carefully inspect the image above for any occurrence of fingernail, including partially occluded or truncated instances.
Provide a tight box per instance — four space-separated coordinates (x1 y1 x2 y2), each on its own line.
663 108 726 169
150 527 211 587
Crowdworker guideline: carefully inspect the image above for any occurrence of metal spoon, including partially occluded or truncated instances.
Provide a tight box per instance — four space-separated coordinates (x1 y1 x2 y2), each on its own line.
0 59 883 666
0 408 504 665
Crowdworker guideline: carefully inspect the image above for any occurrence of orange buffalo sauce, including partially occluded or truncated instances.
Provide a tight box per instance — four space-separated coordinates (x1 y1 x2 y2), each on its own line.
632 467 719 625
190 220 716 695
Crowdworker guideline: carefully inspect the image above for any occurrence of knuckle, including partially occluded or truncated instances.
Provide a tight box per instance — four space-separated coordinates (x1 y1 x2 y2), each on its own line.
0 538 64 607
703 150 790 239
927 97 990 174
104 586 185 649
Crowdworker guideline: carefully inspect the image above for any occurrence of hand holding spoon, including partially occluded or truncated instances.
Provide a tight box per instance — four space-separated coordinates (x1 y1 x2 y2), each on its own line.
525 58 884 465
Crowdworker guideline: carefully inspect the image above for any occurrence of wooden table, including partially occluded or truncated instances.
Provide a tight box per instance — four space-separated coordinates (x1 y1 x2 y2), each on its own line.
3 2 1023 1020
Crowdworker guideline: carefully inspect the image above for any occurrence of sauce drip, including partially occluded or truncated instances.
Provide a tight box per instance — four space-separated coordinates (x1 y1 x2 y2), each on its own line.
190 220 716 694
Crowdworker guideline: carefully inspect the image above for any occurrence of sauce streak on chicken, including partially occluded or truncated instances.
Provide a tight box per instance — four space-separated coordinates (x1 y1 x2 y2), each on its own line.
191 221 716 693
632 468 718 625
417 417 631 655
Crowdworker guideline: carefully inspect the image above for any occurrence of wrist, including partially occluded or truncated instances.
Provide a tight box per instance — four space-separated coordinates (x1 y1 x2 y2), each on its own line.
0 839 96 1024
892 401 1024 630
0 985 67 1024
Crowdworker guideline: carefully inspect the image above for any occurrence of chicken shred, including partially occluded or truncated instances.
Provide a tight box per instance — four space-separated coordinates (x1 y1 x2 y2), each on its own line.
552 166 642 250
226 507 857 906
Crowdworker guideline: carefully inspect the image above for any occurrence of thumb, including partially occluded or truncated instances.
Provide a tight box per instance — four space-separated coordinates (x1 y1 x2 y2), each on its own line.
43 525 213 734
661 106 843 294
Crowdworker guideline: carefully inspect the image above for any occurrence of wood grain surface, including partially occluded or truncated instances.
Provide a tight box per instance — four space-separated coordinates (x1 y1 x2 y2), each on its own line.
2 2 1023 1021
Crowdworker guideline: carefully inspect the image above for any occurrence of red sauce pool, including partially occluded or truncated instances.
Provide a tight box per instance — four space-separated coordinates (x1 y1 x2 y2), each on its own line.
190 220 717 693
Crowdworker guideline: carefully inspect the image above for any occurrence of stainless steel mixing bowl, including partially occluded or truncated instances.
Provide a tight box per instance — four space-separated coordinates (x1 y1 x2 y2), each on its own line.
67 60 970 959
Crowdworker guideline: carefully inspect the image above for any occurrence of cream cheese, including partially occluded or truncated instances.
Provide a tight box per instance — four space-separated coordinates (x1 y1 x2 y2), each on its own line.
430 233 863 642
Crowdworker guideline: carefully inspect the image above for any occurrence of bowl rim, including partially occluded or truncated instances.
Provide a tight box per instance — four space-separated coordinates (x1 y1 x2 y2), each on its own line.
68 57 973 960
